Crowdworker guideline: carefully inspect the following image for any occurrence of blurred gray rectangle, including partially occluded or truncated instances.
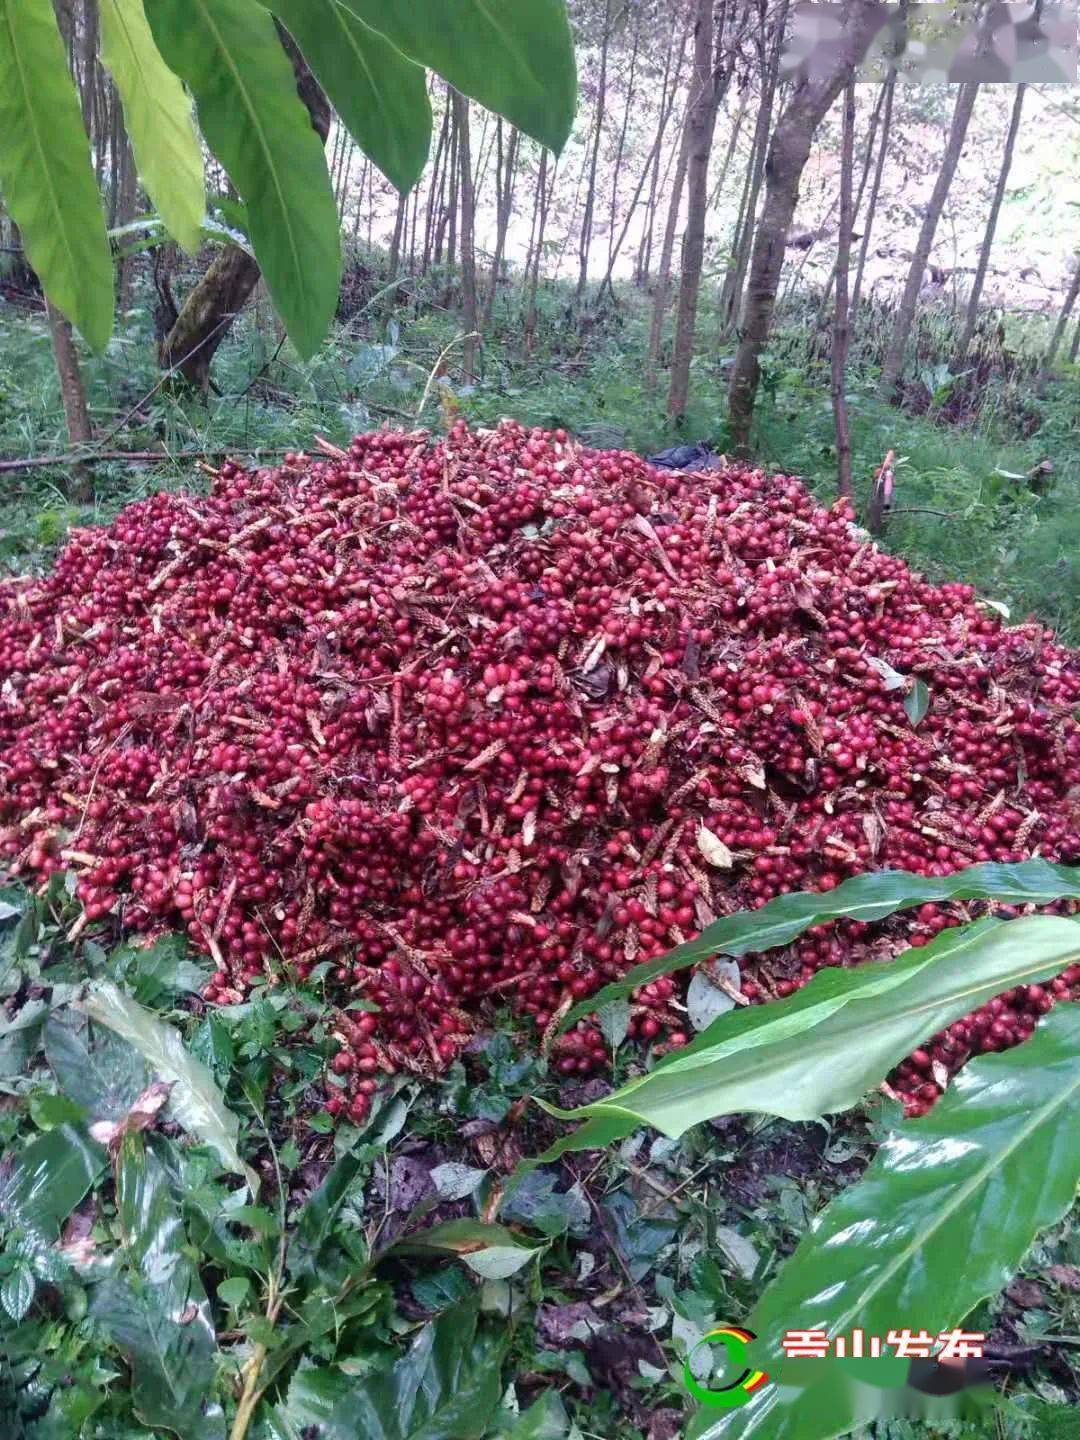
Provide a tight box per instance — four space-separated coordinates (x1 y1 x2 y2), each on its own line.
783 3 1077 83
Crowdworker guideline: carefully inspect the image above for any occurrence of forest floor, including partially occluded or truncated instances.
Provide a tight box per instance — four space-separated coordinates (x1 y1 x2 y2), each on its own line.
1 262 1079 1439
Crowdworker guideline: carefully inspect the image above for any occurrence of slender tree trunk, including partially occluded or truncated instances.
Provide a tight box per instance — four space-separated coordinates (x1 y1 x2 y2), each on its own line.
878 81 980 402
160 27 330 387
576 0 613 305
605 6 642 278
956 83 1025 359
452 89 479 382
47 300 93 501
813 83 887 326
850 72 894 319
483 121 519 328
635 19 685 285
525 150 554 354
79 0 98 140
728 0 884 449
668 0 730 420
116 135 138 310
707 89 748 212
1069 313 1080 365
387 192 407 276
831 81 856 499
1036 259 1080 393
644 126 690 394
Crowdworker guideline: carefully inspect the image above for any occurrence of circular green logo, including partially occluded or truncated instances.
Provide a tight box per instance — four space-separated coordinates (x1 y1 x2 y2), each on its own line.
683 1326 773 1410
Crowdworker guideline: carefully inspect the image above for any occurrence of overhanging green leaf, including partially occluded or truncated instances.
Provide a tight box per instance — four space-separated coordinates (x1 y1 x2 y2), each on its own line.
338 0 576 153
80 980 251 1183
542 915 1080 1147
98 0 205 253
688 1004 1080 1440
267 0 431 190
559 859 1080 1033
145 0 340 358
0 0 113 348
93 1135 224 1440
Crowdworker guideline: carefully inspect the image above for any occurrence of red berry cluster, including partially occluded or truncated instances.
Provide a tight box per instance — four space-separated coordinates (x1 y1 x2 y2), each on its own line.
1 421 1077 1124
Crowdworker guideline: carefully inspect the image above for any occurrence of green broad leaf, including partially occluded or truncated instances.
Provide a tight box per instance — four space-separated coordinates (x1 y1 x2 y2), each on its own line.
688 1004 1080 1440
0 1124 105 1238
1 1263 35 1322
337 0 576 153
267 0 431 190
110 932 211 1008
98 0 205 253
80 980 251 1184
45 1008 149 1121
321 1299 508 1440
292 1147 365 1275
0 0 113 348
542 914 1080 1150
267 1362 353 1436
215 1275 250 1309
93 1135 224 1440
388 1219 545 1280
144 0 341 359
904 677 931 726
496 1390 571 1440
559 859 1080 1033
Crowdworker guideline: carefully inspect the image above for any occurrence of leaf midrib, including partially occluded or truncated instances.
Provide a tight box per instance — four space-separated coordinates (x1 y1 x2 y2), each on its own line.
3 0 79 305
192 0 306 310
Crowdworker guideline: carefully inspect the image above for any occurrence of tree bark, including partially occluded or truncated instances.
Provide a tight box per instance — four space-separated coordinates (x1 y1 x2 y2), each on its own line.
727 0 884 450
1069 313 1080 365
877 81 980 402
483 121 520 327
635 18 686 285
159 26 330 388
605 5 642 280
47 299 93 502
667 0 730 420
524 149 554 354
831 81 856 499
813 82 887 327
644 124 690 394
956 83 1025 359
849 71 894 319
1036 258 1080 393
452 89 479 382
576 0 613 305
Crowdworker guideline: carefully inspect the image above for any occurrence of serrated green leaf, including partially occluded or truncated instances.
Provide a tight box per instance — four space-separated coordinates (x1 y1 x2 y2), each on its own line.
0 0 113 348
98 0 205 253
1 1263 35 1322
560 859 1080 1033
93 1135 224 1440
338 0 576 153
144 0 341 358
904 677 931 726
80 980 251 1183
543 914 1080 1149
321 1299 508 1440
689 1005 1080 1440
267 0 431 190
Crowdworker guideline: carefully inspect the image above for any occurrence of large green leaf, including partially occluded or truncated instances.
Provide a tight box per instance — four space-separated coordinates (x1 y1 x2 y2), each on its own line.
689 1004 1080 1440
93 1135 225 1440
0 1124 105 1239
98 0 205 253
0 0 113 348
267 0 431 191
560 859 1080 1032
386 1218 545 1280
320 1299 508 1440
145 0 340 358
543 915 1080 1151
80 980 251 1183
337 0 576 153
45 1007 149 1121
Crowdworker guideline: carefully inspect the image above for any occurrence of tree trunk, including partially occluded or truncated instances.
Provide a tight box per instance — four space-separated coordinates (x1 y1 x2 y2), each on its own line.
387 192 407 276
452 89 479 382
956 83 1025 359
878 81 980 402
635 19 686 286
524 150 554 354
483 120 520 328
47 299 93 502
576 0 613 305
1036 259 1080 393
605 5 642 280
644 125 690 394
831 81 856 499
849 72 894 319
667 0 729 420
159 26 330 388
813 82 887 327
1069 313 1080 365
728 0 884 450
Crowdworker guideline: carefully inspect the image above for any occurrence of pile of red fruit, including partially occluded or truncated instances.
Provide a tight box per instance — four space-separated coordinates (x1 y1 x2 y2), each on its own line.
1 420 1078 1125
